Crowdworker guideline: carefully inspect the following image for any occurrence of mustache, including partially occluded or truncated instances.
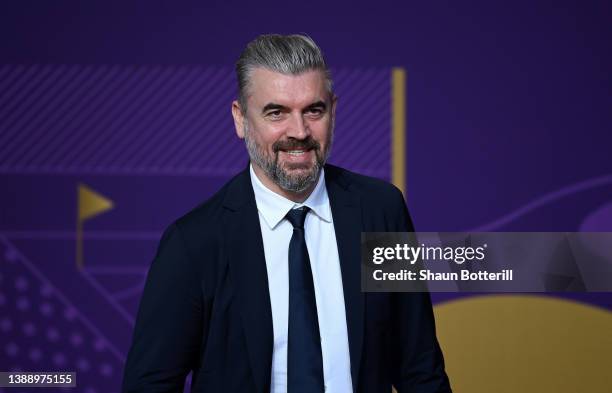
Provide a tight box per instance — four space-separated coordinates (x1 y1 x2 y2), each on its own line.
273 137 320 153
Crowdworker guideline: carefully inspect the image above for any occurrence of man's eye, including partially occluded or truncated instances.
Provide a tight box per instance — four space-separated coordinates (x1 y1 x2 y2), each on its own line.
267 110 282 119
306 108 324 116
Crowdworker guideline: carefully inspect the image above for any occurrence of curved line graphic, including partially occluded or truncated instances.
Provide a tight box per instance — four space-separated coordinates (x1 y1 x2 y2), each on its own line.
471 174 612 231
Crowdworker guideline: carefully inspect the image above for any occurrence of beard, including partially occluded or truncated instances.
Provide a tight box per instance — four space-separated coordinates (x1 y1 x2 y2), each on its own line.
244 123 332 193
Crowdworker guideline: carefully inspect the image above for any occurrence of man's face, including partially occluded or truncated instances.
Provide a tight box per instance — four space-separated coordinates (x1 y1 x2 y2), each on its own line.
232 68 336 194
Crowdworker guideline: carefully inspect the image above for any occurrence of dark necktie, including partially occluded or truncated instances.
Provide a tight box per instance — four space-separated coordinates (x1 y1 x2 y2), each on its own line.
285 207 324 393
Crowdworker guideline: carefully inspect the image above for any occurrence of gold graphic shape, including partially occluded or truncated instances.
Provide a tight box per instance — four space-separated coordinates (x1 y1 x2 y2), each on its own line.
434 295 612 393
76 183 114 269
392 67 406 196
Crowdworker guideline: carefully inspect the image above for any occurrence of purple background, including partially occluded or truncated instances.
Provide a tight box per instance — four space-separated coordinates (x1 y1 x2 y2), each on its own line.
1 1 611 392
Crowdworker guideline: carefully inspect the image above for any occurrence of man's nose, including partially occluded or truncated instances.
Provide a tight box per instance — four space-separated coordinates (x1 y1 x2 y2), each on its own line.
285 113 310 139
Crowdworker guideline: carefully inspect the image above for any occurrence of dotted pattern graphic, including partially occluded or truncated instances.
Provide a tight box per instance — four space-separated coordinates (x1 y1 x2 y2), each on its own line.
0 238 121 393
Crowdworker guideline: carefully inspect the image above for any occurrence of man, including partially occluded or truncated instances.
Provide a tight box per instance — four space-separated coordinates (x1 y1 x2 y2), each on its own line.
123 34 451 393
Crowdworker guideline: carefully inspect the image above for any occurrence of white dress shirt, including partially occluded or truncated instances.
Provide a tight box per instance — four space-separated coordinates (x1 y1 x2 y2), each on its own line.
249 164 353 393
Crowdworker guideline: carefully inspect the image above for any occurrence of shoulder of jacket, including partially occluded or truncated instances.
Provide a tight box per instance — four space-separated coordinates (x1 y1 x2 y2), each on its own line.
172 170 245 236
326 163 403 199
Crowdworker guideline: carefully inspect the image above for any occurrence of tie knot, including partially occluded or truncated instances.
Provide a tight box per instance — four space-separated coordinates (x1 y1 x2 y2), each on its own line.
285 206 310 229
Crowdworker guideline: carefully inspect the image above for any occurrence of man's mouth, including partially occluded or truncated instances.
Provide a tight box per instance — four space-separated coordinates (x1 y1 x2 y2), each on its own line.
285 149 308 156
278 148 315 166
273 137 320 156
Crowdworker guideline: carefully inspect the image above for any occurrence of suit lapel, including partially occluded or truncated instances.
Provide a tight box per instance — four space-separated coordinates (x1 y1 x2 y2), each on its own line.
223 168 273 393
325 166 364 391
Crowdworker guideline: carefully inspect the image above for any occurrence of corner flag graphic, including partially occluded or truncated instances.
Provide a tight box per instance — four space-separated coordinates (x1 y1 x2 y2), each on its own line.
76 183 114 269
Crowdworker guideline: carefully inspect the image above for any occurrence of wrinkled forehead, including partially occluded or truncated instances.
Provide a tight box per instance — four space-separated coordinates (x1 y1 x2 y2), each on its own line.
246 68 331 109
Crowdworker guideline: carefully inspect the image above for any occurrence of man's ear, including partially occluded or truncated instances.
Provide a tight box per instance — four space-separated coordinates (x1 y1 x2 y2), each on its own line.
331 94 338 118
232 100 245 139
330 94 338 127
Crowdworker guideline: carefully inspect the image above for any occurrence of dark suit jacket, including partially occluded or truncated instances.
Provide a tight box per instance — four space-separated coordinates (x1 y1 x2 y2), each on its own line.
122 164 451 393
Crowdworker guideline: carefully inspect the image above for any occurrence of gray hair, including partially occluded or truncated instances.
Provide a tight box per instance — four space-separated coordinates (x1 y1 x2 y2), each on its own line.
235 34 333 114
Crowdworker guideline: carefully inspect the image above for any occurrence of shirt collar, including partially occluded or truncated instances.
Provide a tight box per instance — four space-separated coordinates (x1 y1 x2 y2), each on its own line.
249 163 332 229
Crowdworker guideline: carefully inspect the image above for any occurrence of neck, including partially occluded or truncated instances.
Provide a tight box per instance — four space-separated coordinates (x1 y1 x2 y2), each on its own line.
251 163 318 203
